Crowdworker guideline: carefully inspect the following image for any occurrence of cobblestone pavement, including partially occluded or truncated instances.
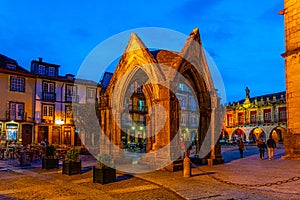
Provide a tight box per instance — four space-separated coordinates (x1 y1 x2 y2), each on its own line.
0 144 300 200
0 168 182 200
136 144 300 200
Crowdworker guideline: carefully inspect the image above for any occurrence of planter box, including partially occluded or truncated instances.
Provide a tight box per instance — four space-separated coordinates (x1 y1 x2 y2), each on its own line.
19 152 31 167
93 166 116 184
42 157 59 169
62 161 81 175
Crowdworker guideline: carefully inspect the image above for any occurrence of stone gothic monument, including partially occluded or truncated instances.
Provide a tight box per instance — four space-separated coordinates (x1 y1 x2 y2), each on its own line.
98 28 224 172
281 0 300 159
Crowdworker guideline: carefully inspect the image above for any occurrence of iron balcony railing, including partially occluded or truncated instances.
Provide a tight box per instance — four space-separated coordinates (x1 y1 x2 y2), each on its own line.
227 120 287 128
127 105 148 113
42 91 56 101
121 120 146 126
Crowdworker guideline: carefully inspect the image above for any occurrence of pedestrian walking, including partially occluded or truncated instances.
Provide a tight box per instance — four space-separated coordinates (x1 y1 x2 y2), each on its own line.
267 137 276 160
257 138 267 160
238 139 245 158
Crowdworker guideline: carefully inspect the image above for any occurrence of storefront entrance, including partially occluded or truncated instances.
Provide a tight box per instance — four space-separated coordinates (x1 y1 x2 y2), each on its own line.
38 126 49 143
63 127 71 146
22 124 33 146
6 123 18 142
52 126 61 145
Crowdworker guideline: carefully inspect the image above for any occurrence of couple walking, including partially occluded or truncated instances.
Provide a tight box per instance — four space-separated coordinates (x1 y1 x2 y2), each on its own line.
257 137 276 160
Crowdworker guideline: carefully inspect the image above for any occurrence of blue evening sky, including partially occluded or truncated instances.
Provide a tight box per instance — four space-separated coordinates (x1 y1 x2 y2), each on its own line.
0 1 285 102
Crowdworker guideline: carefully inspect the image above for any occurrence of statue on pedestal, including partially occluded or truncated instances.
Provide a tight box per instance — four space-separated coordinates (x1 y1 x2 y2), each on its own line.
245 87 250 99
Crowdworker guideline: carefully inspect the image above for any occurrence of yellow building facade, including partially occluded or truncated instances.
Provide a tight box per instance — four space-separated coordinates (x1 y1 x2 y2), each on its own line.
223 89 287 144
0 54 36 146
0 54 101 147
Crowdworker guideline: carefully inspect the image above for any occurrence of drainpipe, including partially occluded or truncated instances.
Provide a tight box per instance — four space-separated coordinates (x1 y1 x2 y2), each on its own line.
33 78 37 144
60 82 65 141
60 83 64 121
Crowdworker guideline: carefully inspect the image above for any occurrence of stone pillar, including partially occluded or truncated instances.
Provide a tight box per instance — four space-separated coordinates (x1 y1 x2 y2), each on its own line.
282 0 300 159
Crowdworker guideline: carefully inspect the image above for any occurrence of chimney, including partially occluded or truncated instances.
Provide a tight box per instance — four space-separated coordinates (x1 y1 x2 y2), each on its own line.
38 57 43 62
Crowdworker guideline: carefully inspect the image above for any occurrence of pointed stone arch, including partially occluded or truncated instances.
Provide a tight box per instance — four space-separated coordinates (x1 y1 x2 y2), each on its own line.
99 28 225 169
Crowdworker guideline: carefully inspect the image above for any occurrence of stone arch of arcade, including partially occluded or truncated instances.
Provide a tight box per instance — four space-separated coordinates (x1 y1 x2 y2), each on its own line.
230 128 246 141
270 126 287 143
224 124 287 144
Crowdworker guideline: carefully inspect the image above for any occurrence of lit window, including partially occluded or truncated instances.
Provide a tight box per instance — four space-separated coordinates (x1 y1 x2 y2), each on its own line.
42 104 54 117
10 76 25 92
178 83 184 91
238 112 244 125
181 114 187 126
264 109 272 123
189 97 196 111
9 102 24 120
279 107 286 122
250 111 257 124
43 82 55 93
66 85 77 96
227 114 233 126
66 105 73 118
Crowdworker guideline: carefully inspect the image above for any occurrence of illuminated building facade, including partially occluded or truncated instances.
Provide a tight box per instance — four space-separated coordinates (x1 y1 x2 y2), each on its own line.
223 89 287 144
0 54 101 147
31 57 101 147
0 54 36 146
176 83 199 144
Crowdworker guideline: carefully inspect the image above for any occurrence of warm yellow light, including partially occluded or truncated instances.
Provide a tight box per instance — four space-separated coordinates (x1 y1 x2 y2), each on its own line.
55 119 64 125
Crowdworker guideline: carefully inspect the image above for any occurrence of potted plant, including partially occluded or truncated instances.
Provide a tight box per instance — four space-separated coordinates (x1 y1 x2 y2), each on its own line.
93 153 116 184
62 148 81 175
42 145 59 169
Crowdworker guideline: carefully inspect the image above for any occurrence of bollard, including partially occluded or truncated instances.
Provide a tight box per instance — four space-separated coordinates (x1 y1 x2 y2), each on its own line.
207 158 213 166
183 156 191 178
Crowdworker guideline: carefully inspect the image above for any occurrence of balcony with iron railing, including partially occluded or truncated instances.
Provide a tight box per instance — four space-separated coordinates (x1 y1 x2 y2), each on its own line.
226 119 287 128
121 119 146 127
127 105 148 114
42 91 56 101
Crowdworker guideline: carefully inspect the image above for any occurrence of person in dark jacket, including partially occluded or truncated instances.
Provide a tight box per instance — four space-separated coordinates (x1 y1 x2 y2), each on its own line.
238 139 245 158
267 137 276 160
257 139 267 160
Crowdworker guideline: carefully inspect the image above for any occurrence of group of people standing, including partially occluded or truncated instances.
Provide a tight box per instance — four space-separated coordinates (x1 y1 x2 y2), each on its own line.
257 137 276 160
237 137 277 160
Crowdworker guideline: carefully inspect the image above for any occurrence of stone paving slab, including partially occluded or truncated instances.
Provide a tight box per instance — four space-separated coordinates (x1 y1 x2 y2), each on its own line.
0 145 300 199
